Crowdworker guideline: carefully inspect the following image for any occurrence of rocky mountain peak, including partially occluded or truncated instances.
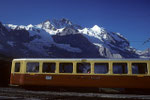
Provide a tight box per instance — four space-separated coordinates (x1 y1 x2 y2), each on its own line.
41 20 54 29
60 18 72 25
51 18 82 29
35 19 55 31
0 19 147 58
43 20 51 25
91 25 101 32
36 18 75 30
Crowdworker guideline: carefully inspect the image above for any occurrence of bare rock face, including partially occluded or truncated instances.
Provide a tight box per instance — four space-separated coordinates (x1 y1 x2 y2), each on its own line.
0 18 140 58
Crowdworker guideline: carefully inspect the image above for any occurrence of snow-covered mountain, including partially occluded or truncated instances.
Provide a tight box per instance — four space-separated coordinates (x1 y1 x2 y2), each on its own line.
136 48 150 58
0 18 140 58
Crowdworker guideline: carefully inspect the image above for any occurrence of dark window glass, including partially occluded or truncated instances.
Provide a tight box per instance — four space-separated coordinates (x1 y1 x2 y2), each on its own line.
27 62 39 72
43 63 55 73
113 63 128 74
59 63 73 73
77 63 91 73
94 63 108 74
132 63 147 74
15 62 20 72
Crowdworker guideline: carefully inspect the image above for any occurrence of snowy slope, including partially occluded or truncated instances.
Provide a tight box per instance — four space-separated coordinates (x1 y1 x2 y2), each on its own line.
4 20 82 54
78 25 132 58
136 48 150 58
1 18 139 58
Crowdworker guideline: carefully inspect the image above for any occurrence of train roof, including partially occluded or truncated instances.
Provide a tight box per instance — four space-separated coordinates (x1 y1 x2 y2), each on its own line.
13 58 150 61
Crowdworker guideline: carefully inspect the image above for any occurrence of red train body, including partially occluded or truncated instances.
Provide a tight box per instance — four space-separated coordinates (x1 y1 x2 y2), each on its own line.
10 58 150 88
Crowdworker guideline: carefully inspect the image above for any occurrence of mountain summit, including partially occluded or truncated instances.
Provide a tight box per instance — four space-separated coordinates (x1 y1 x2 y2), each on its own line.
0 18 140 58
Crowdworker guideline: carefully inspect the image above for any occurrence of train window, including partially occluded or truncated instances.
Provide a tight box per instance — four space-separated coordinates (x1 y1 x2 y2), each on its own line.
94 63 108 74
77 63 91 73
26 62 39 73
113 63 128 74
15 62 20 72
43 63 56 73
132 63 147 74
59 63 73 73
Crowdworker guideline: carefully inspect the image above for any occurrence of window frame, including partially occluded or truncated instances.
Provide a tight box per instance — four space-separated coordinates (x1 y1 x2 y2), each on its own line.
112 63 128 74
14 62 21 73
76 62 91 74
26 62 40 73
94 63 109 74
42 62 56 73
131 62 148 75
59 62 73 73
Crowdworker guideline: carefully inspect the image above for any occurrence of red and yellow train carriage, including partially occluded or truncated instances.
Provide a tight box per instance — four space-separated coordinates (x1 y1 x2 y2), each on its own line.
10 58 150 88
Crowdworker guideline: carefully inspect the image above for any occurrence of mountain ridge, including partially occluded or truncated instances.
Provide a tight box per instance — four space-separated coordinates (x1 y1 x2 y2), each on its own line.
0 18 146 58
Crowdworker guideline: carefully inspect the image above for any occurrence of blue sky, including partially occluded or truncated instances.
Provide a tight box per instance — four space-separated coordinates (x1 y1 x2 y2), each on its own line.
0 0 150 50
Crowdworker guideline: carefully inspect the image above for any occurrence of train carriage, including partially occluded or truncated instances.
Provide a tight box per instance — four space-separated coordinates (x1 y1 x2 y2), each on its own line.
10 58 150 88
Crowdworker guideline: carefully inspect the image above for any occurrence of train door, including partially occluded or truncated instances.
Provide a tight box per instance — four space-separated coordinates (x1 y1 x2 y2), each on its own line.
10 61 22 85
